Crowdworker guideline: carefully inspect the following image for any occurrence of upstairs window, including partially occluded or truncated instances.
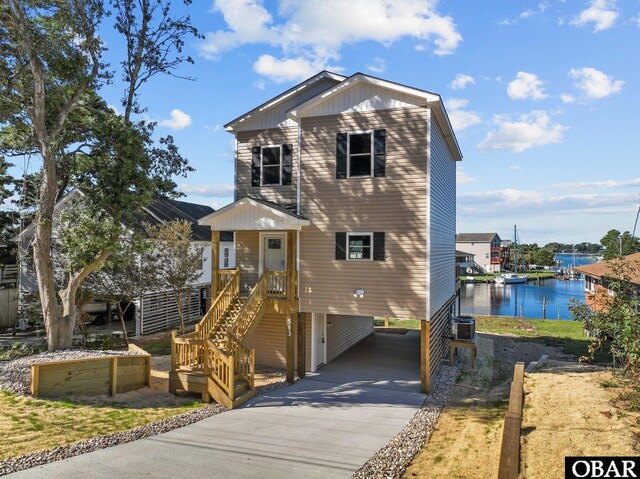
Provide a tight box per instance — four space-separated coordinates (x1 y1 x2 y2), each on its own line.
261 146 281 185
336 129 386 179
251 144 292 187
348 133 373 177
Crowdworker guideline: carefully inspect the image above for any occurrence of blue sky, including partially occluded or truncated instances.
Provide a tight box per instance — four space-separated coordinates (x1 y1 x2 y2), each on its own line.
12 0 640 245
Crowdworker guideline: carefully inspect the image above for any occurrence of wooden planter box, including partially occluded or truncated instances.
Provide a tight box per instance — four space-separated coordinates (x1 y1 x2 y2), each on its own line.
30 344 151 398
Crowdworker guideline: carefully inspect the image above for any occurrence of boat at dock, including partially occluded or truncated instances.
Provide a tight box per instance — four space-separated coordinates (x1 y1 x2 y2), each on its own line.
495 273 528 284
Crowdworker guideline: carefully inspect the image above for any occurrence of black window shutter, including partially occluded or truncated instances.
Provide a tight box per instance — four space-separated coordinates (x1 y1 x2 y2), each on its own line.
335 232 347 260
373 232 385 260
251 146 261 186
373 129 386 177
336 133 347 179
282 144 292 185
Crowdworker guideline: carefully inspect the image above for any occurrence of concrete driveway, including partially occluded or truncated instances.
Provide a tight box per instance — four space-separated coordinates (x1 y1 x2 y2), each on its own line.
8 332 425 479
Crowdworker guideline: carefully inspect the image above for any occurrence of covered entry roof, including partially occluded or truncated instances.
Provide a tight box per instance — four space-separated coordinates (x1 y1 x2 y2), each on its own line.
198 197 311 231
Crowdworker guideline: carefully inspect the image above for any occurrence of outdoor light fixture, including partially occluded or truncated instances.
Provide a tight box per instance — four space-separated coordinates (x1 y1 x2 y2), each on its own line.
354 289 365 298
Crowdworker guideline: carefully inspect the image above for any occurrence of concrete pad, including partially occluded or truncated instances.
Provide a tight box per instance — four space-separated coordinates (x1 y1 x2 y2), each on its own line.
7 332 424 479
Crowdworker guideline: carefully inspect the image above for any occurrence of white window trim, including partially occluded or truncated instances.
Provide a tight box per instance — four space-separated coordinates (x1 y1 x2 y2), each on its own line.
260 144 283 186
346 131 374 178
346 232 374 261
258 231 287 274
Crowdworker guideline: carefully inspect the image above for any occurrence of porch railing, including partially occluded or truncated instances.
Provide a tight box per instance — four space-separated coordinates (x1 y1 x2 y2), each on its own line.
266 270 288 297
218 269 238 293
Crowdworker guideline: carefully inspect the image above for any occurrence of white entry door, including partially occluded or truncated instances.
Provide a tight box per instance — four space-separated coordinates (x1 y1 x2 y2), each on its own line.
312 313 327 371
261 233 286 272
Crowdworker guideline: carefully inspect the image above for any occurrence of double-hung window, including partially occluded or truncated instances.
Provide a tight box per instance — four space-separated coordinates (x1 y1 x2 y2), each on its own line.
347 233 372 260
261 146 282 185
251 144 292 187
348 132 373 177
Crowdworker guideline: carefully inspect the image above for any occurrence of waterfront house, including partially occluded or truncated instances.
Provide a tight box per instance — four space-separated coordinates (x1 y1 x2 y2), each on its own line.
169 71 462 407
573 252 640 311
456 233 503 273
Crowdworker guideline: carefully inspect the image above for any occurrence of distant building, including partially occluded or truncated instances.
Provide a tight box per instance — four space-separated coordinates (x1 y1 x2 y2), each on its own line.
573 252 640 311
456 233 503 273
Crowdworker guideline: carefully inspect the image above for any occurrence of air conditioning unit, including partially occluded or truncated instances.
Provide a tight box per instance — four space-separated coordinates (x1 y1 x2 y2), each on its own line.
451 315 475 341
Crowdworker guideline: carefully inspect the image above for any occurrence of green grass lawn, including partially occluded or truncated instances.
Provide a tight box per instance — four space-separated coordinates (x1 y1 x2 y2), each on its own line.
374 315 611 363
0 390 203 461
130 337 171 356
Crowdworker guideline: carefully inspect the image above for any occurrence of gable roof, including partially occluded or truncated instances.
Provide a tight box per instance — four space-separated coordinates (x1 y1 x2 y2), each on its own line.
287 72 462 161
573 252 640 286
224 71 346 132
198 196 310 231
456 233 501 243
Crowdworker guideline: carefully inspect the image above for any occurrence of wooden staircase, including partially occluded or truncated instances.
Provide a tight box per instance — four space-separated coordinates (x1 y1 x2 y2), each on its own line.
169 269 272 408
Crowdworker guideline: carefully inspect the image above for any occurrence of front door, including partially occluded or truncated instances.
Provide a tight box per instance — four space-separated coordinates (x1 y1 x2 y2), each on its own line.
312 313 327 371
261 233 286 272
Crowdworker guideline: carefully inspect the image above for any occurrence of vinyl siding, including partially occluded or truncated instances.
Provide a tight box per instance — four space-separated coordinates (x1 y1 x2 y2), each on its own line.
234 78 340 131
429 296 456 380
236 231 259 294
429 117 457 316
299 107 428 319
326 314 374 362
236 127 299 207
244 305 287 368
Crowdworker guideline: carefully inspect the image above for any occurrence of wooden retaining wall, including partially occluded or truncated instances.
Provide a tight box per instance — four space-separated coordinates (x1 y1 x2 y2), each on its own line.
498 362 525 479
31 344 151 398
0 288 18 328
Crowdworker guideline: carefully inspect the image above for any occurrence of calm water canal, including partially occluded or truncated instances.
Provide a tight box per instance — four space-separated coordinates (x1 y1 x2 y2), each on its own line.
460 279 586 320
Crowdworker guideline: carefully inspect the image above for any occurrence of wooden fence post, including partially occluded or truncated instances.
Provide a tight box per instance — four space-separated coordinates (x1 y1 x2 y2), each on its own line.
110 357 118 396
498 362 525 479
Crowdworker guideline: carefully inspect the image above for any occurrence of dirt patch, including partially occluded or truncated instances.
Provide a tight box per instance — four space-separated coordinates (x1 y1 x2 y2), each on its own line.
404 334 577 479
521 361 640 479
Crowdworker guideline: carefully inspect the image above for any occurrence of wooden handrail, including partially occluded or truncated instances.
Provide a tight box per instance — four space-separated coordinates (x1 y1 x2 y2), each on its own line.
227 270 269 352
196 269 240 339
205 339 233 396
218 269 238 292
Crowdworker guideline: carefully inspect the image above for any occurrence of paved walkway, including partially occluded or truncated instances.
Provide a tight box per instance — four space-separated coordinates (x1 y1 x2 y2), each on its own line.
8 332 424 479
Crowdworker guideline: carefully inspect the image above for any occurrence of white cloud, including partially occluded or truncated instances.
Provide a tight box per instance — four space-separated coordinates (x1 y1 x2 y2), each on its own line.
459 188 637 218
199 0 463 82
477 111 568 153
159 109 192 130
367 57 386 74
255 79 266 90
179 183 235 197
569 67 624 98
446 97 481 131
520 2 549 19
450 73 475 90
509 165 522 171
570 0 619 32
254 55 319 83
507 72 548 100
551 178 640 190
456 165 476 185
560 94 575 104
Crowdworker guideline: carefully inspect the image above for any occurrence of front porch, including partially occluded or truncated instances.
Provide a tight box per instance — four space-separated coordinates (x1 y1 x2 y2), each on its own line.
169 197 310 408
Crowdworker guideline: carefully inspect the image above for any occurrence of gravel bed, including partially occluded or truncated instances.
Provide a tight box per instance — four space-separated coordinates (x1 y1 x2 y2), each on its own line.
0 403 227 477
351 365 458 479
0 349 144 396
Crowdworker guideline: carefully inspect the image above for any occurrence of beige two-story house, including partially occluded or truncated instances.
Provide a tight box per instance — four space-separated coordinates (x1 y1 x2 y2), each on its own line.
169 72 462 408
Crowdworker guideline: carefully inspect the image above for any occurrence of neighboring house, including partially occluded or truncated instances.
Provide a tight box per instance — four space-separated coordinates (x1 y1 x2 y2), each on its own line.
573 252 640 311
15 189 225 335
456 233 503 273
170 71 462 406
456 250 484 276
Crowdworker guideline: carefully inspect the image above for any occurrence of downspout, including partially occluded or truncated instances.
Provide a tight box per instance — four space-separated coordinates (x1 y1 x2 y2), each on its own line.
425 106 431 323
296 123 302 300
234 134 238 202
